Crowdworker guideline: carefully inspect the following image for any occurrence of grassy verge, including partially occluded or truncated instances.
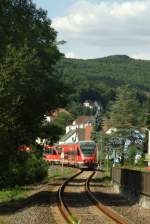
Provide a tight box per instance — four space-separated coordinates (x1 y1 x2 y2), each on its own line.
94 170 112 187
0 165 77 204
46 165 76 180
0 188 27 203
115 165 150 173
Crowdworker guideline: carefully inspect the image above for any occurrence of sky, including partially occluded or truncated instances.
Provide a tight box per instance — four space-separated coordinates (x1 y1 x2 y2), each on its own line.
33 0 150 60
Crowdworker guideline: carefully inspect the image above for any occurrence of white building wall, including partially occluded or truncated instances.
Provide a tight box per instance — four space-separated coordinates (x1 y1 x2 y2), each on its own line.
59 132 78 144
106 128 117 134
66 122 92 133
66 125 78 133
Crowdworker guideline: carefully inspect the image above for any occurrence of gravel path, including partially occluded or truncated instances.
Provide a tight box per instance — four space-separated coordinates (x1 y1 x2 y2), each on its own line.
91 171 150 224
0 166 77 224
1 169 149 224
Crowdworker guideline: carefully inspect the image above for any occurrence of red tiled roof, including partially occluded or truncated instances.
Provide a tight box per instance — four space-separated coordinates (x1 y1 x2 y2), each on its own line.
74 116 94 125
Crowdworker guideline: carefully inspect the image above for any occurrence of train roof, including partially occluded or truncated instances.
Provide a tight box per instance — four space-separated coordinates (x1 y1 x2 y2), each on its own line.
44 145 56 150
79 140 96 144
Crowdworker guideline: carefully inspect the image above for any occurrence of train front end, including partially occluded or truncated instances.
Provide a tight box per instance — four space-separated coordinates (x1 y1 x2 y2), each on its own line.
79 141 97 169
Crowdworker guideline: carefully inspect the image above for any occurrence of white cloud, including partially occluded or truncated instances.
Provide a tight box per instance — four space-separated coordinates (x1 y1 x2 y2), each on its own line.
52 0 150 59
110 1 146 17
131 52 150 60
65 52 77 58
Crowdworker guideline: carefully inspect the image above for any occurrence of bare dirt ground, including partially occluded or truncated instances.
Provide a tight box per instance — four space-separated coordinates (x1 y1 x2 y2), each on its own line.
0 166 77 224
91 171 150 224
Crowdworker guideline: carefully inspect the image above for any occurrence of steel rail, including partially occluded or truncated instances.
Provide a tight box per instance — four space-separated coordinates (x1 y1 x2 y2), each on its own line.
57 169 83 224
85 171 129 224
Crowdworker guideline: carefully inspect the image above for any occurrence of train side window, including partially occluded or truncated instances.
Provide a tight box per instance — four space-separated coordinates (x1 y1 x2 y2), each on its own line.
77 148 80 156
53 150 57 155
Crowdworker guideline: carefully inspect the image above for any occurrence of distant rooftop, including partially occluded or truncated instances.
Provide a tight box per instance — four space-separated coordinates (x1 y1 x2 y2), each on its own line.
74 116 95 125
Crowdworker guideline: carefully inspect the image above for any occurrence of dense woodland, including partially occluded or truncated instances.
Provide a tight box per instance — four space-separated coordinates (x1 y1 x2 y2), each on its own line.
59 55 150 90
58 55 150 108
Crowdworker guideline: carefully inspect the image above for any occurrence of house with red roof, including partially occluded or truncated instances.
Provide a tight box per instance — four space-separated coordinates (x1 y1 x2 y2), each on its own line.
59 116 94 144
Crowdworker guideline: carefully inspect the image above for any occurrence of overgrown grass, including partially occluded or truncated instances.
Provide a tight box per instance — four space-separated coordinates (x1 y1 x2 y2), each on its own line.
94 173 112 187
117 165 150 173
0 166 77 203
46 165 77 181
0 187 27 203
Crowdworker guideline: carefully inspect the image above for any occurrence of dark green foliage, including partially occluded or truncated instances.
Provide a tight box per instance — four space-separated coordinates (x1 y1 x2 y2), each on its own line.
108 86 142 128
58 55 150 92
0 0 66 154
53 112 73 129
94 84 147 165
126 145 137 165
66 101 83 118
58 55 150 113
125 145 145 167
144 98 150 127
0 0 68 187
95 111 103 131
0 152 48 188
40 112 73 144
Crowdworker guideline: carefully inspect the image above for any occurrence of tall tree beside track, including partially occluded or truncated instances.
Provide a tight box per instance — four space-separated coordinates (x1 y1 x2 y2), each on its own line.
108 86 141 129
105 86 145 164
0 0 67 186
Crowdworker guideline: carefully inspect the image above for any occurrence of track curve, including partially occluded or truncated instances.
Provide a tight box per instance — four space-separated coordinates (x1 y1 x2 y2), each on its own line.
58 170 129 224
85 171 129 224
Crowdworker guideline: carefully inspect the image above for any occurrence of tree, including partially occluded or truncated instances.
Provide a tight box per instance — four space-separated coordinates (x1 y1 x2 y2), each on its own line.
0 0 67 186
94 111 103 131
105 86 145 164
39 122 64 145
108 86 141 129
39 111 73 144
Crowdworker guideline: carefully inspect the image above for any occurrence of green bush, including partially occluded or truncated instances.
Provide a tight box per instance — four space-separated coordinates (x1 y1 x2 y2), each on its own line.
24 154 48 184
126 145 137 165
0 152 48 188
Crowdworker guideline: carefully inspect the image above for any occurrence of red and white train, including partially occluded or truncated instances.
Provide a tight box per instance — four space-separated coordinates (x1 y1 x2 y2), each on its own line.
43 140 97 169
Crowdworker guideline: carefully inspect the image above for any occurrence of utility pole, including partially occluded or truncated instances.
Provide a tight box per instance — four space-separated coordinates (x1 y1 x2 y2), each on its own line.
61 149 64 174
96 133 103 170
100 137 103 169
148 129 150 166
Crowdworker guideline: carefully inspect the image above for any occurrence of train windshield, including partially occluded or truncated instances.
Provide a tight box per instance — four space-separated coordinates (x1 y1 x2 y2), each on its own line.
44 148 56 155
80 141 96 156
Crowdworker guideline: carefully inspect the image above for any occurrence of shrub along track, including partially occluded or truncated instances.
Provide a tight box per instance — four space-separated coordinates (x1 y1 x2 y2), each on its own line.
0 166 77 224
58 170 129 224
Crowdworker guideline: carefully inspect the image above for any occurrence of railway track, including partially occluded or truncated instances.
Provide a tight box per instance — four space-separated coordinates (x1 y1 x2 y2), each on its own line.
58 170 129 224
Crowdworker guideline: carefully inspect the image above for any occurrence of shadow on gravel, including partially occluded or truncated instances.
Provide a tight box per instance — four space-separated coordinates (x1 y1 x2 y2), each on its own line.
0 188 135 215
91 176 111 183
92 191 134 207
62 191 135 208
0 191 56 214
0 172 136 216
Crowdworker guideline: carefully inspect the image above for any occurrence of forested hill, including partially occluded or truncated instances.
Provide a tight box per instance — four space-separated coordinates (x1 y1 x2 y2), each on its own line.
58 55 150 92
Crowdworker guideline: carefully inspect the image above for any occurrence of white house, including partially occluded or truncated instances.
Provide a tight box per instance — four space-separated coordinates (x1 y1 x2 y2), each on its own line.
83 100 93 109
105 128 117 135
59 129 78 144
66 116 94 133
59 116 94 144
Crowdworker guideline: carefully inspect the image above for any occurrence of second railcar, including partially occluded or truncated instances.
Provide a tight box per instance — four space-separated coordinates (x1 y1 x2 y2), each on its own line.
59 140 97 169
